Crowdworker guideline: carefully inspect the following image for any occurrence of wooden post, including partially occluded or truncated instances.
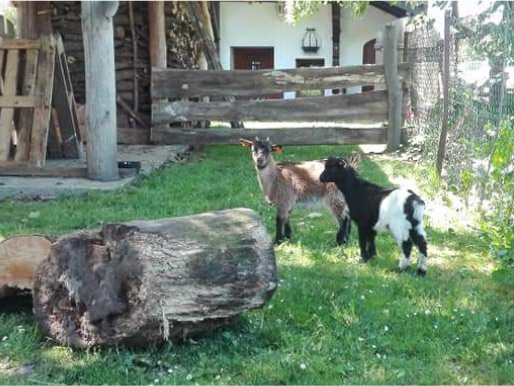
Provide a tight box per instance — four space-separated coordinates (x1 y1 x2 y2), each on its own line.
148 1 166 69
436 10 451 176
82 1 119 181
384 23 402 152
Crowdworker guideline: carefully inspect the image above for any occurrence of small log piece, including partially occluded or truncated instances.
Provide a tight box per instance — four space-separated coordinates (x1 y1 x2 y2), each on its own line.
33 208 277 348
0 236 53 298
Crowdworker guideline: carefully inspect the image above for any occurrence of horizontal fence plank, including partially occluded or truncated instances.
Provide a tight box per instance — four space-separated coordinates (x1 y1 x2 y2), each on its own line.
0 164 88 178
152 127 390 146
0 39 41 50
0 96 36 108
152 63 411 98
153 90 388 124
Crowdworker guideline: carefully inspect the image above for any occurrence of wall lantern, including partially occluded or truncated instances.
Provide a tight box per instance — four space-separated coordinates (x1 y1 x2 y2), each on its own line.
301 28 321 53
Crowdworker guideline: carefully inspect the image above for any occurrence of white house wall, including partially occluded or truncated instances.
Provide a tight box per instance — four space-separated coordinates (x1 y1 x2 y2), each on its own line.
219 2 397 96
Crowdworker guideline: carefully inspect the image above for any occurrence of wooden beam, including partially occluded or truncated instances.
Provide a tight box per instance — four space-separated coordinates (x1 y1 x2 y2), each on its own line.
332 3 341 67
117 127 151 144
0 164 88 177
186 1 221 70
29 34 56 166
152 127 390 146
384 24 402 152
152 90 388 124
0 96 36 108
116 95 150 129
14 50 39 162
0 39 42 49
82 1 119 181
0 50 20 161
151 64 411 98
16 1 37 38
148 1 166 69
436 10 451 175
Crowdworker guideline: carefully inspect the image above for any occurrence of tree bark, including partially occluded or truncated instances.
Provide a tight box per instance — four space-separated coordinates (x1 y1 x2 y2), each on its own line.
33 208 277 348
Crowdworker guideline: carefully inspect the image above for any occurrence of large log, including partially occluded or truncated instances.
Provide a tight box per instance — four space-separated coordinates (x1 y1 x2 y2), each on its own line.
0 236 53 297
33 208 277 348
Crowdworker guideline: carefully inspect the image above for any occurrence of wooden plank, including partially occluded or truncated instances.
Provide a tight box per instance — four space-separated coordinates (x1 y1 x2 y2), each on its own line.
153 90 388 124
148 1 166 69
29 34 56 166
0 96 37 108
52 39 80 159
117 127 150 144
0 15 5 37
152 127 390 146
82 1 119 181
186 1 221 71
0 164 88 177
0 49 20 160
384 24 402 152
116 95 150 128
14 49 39 161
151 64 411 98
436 10 451 175
0 39 42 50
56 36 81 144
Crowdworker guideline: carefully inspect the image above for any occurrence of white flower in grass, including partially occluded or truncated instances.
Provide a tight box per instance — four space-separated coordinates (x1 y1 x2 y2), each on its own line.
434 325 438 329
425 309 431 315
413 312 417 316
186 374 193 381
384 326 389 332
215 375 222 380
360 295 365 300
167 369 174 374
300 363 307 370
376 353 381 359
358 337 365 342
372 344 377 349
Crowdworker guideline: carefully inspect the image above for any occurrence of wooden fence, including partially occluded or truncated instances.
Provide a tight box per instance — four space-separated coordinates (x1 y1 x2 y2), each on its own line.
151 24 408 150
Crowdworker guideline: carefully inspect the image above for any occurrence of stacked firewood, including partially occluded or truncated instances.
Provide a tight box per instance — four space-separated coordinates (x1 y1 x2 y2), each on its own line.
50 1 200 131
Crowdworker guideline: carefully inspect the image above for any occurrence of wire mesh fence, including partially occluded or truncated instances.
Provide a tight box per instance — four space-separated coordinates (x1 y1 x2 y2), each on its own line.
405 3 514 265
406 4 514 192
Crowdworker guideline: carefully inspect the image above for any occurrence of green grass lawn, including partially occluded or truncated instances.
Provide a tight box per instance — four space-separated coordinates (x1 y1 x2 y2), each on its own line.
1 145 513 385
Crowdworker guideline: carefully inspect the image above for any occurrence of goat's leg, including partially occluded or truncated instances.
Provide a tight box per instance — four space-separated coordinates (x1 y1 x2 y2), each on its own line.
399 239 413 271
410 229 428 276
284 221 292 239
275 215 286 245
368 230 377 258
327 199 351 246
275 207 291 245
358 227 370 262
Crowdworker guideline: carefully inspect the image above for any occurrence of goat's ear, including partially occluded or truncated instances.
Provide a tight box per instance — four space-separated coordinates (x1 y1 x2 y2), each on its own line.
349 152 361 168
238 138 253 148
271 144 283 154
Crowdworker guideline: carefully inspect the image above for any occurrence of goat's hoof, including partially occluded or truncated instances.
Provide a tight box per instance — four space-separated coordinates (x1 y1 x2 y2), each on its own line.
416 268 427 277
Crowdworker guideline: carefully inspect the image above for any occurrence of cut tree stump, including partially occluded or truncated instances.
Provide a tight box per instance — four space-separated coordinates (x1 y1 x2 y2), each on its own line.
0 236 53 298
34 208 277 348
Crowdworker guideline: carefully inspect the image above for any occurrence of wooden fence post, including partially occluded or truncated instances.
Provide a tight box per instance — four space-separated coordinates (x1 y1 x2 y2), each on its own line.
436 10 451 176
82 1 119 181
384 23 402 152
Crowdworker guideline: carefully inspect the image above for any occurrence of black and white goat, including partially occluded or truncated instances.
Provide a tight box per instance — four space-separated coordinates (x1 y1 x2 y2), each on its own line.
320 153 428 275
239 137 351 245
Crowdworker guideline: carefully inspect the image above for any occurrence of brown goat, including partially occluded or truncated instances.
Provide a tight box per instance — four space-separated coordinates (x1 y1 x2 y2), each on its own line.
239 137 351 245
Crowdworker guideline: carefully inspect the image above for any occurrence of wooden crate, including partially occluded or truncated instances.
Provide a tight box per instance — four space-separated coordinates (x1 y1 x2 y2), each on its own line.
0 33 82 176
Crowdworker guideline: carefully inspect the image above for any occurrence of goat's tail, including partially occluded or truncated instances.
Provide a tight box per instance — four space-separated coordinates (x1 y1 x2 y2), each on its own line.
412 196 425 222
